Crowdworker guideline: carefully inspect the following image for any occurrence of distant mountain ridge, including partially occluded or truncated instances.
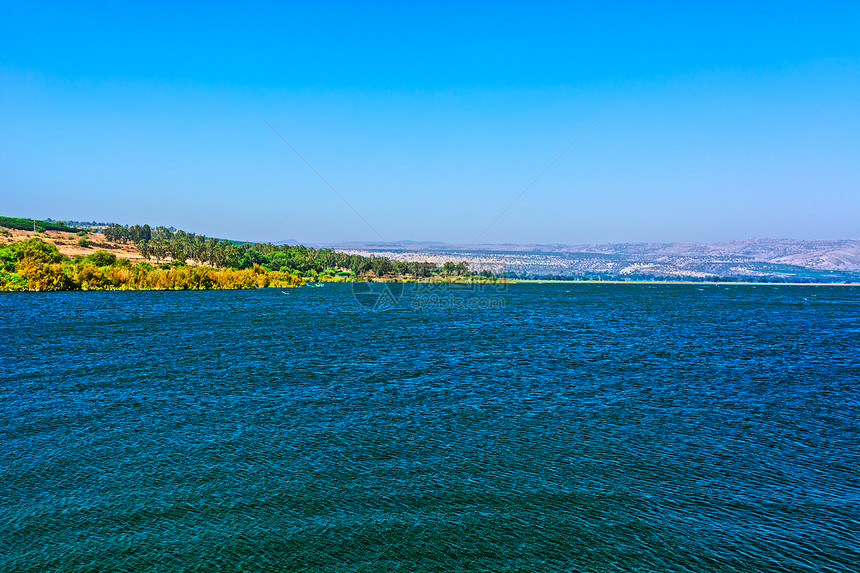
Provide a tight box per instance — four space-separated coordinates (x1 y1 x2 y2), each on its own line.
322 238 860 280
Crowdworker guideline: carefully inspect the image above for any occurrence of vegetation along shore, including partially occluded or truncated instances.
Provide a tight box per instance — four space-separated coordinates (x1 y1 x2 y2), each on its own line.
3 216 853 292
0 217 489 292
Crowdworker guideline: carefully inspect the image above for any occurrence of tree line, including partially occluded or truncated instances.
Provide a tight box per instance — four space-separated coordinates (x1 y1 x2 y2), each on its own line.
0 216 76 233
102 223 481 279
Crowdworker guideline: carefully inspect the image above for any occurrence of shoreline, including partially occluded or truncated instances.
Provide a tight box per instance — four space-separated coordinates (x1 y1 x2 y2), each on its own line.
3 280 856 294
511 279 857 286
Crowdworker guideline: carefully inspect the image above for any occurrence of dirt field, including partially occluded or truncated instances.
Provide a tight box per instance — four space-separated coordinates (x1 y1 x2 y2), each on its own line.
1 228 153 263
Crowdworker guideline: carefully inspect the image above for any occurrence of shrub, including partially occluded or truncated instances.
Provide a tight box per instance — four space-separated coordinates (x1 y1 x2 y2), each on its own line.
0 269 27 291
14 238 66 265
76 230 88 237
78 237 90 247
0 246 16 271
19 261 77 291
87 250 117 267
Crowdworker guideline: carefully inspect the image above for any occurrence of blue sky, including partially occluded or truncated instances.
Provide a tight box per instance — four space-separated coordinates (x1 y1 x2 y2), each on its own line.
2 1 858 244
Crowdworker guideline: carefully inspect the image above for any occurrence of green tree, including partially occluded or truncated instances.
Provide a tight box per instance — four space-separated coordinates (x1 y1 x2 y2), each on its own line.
151 241 168 263
138 240 152 261
372 257 394 277
87 250 117 266
168 238 188 264
153 226 173 242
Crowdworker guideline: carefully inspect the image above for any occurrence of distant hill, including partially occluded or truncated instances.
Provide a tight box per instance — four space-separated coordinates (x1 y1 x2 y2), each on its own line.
6 212 856 282
325 238 860 281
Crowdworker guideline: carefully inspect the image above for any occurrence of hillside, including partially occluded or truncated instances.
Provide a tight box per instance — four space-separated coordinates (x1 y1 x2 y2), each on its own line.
0 228 154 264
328 238 860 281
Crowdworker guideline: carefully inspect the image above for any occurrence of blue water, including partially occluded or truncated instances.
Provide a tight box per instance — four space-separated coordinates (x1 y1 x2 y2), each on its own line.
1 283 858 572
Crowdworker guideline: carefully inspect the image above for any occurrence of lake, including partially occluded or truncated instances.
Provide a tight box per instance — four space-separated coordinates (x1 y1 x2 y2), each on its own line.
1 283 858 572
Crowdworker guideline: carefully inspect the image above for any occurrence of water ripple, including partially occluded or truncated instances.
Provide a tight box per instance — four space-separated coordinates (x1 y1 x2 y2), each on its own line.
0 284 858 571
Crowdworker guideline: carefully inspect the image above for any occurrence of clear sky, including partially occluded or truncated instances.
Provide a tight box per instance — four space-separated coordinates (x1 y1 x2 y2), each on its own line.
2 1 858 244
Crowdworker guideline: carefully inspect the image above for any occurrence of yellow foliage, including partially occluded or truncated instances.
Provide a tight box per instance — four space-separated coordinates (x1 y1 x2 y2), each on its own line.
19 262 75 291
1 239 306 292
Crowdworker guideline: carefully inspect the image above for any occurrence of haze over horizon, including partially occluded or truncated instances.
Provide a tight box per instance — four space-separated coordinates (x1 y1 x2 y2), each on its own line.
2 1 858 245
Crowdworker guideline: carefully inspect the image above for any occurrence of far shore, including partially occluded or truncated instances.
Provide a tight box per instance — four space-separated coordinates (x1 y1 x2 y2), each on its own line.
3 227 855 289
512 279 857 286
